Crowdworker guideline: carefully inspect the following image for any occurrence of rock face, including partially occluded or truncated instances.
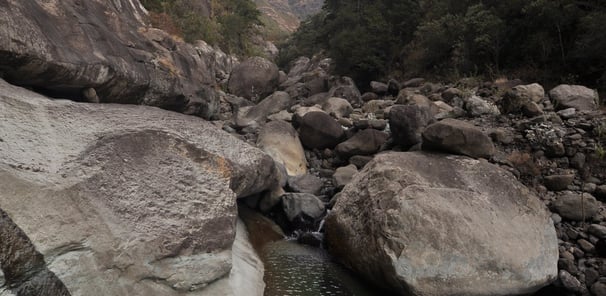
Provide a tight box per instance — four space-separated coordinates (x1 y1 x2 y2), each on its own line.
0 0 219 119
326 152 559 296
422 118 495 158
228 56 280 102
0 79 276 296
549 85 599 111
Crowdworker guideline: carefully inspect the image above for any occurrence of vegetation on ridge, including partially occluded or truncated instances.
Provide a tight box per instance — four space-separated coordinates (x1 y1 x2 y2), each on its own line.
279 0 606 93
140 0 262 55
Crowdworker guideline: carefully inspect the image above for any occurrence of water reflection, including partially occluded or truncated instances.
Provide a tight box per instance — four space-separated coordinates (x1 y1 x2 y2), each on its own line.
263 240 377 296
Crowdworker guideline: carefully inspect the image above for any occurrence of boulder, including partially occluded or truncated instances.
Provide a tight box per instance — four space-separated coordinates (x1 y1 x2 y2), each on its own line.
396 91 440 115
322 97 353 119
441 87 463 102
464 95 500 117
0 79 276 296
298 112 345 149
502 83 545 114
333 164 358 189
281 193 326 229
235 91 292 128
422 118 495 159
370 81 388 94
326 152 559 296
287 174 324 196
0 0 219 119
387 79 401 96
287 56 311 78
551 193 599 221
389 105 434 150
403 78 425 87
228 57 280 102
543 174 575 191
336 129 389 157
257 120 307 176
549 85 598 111
328 77 362 106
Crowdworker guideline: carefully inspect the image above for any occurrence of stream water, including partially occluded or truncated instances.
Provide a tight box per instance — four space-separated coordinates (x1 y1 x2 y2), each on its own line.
239 205 381 296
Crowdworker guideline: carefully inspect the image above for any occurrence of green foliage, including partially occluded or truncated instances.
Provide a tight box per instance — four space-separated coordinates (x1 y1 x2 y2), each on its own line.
282 0 606 91
140 0 262 56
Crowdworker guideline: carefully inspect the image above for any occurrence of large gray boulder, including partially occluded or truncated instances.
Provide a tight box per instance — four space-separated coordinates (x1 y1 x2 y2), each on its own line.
549 84 599 111
326 152 559 296
0 0 218 119
422 118 495 159
228 56 280 102
0 79 276 296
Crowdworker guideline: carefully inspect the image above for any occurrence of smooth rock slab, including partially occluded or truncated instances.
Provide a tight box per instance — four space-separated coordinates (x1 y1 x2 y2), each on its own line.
326 152 558 296
0 79 276 296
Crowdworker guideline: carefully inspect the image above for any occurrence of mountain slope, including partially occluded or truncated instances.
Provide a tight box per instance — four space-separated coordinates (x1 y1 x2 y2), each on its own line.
255 0 323 37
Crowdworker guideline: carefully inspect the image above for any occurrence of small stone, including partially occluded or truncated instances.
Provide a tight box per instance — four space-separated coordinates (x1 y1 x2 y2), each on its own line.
591 282 606 296
287 174 324 196
559 270 583 292
349 155 373 169
560 250 575 261
558 108 577 119
551 213 562 224
570 153 586 170
588 224 606 239
584 183 597 193
573 247 585 259
551 193 599 221
578 239 595 253
585 268 600 286
544 175 575 191
559 258 578 274
596 185 606 199
333 164 358 189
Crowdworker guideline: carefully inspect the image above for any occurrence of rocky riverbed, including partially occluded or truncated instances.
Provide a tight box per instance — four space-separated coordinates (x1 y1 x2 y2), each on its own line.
214 54 606 295
0 1 605 295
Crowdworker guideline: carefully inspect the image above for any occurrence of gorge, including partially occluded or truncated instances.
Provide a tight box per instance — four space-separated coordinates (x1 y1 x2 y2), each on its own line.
1 1 606 296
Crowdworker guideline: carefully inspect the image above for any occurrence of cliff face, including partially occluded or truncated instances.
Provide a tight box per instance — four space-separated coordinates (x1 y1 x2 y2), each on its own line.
0 0 218 118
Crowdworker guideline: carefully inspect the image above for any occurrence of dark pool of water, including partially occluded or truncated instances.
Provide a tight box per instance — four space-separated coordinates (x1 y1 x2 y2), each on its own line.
239 205 381 296
262 239 379 296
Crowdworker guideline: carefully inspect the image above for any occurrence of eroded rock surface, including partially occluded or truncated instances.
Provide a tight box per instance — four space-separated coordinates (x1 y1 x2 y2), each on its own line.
326 152 559 296
0 79 275 296
0 0 220 118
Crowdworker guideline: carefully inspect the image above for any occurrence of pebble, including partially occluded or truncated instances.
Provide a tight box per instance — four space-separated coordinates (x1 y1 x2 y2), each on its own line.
560 270 583 292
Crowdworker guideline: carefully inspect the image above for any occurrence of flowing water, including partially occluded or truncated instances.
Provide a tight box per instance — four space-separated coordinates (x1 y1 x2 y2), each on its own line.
239 205 381 296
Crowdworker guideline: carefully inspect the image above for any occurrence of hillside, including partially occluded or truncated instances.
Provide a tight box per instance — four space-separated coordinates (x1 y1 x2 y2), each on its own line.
255 0 323 40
